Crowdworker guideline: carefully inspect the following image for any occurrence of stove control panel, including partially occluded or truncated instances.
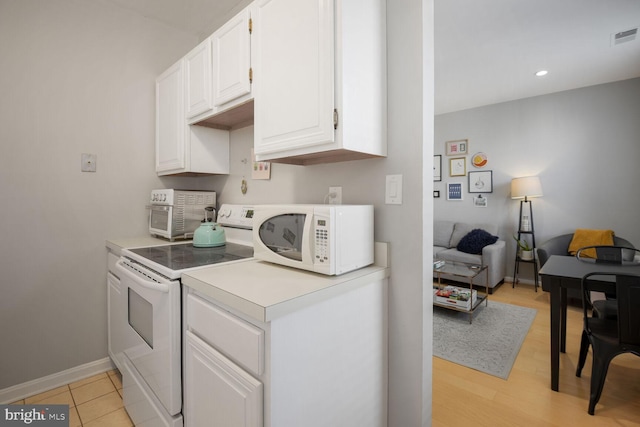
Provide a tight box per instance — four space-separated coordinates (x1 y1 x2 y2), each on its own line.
217 204 255 229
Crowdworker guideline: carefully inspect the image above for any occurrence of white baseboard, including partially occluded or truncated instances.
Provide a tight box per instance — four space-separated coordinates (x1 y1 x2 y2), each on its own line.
0 357 116 404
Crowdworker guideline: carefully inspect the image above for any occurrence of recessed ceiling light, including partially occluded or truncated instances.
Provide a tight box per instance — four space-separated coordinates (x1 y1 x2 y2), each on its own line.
535 70 548 77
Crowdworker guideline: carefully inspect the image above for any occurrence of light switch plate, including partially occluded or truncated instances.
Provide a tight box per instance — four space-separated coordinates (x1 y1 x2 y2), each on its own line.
385 174 402 204
81 153 97 172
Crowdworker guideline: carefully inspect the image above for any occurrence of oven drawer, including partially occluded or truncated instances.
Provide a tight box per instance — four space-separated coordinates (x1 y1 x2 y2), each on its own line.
186 293 264 376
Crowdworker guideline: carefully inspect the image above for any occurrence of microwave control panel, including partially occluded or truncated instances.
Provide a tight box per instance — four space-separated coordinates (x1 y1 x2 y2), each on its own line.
314 219 330 263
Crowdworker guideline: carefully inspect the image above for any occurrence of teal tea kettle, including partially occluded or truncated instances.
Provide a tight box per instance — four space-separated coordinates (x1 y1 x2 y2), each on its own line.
193 207 226 247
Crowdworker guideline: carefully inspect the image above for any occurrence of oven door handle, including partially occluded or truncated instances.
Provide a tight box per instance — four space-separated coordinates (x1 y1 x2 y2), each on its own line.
115 260 170 293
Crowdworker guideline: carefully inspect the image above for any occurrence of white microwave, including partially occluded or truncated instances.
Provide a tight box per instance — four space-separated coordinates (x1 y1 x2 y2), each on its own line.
253 204 374 275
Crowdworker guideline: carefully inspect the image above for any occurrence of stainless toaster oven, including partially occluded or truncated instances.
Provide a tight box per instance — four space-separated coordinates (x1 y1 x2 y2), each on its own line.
148 189 216 240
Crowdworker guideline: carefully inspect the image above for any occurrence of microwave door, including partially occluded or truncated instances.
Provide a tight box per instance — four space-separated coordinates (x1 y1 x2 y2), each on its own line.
258 213 306 260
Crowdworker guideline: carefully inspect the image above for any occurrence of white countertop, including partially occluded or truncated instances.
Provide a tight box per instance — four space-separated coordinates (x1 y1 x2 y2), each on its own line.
182 242 390 322
107 237 389 323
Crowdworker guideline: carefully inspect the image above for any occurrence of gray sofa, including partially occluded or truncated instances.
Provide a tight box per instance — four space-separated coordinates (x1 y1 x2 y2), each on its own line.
433 220 507 290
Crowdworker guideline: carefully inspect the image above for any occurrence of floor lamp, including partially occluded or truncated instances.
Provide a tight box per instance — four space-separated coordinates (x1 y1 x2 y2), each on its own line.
511 176 543 290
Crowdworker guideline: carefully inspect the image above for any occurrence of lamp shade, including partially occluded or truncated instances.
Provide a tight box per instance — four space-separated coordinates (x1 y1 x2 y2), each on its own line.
511 176 543 199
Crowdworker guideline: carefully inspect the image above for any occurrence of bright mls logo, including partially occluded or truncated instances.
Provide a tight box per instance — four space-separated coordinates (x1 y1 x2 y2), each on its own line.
1 405 68 426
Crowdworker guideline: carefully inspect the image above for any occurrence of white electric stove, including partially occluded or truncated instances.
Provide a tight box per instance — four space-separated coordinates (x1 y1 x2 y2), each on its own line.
111 204 255 427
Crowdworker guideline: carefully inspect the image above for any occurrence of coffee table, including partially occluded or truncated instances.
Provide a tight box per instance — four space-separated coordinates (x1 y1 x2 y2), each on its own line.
433 260 489 323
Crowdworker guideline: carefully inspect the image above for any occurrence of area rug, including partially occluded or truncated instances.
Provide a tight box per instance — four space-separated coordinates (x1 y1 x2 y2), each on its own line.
433 301 537 379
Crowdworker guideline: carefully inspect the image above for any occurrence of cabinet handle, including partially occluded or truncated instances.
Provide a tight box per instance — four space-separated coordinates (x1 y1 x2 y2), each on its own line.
333 109 339 129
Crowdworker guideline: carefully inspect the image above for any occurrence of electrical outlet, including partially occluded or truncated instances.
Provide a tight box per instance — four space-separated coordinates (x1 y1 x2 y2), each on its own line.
81 153 97 172
329 186 342 204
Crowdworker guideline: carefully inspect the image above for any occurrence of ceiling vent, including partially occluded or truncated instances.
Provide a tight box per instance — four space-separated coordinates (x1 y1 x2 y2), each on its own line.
611 27 638 46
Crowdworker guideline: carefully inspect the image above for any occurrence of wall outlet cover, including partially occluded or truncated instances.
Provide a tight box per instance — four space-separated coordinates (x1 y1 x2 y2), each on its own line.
329 186 342 204
81 153 97 172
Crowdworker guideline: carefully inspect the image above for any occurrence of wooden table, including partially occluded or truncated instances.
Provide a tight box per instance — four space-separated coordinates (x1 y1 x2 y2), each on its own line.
539 255 640 391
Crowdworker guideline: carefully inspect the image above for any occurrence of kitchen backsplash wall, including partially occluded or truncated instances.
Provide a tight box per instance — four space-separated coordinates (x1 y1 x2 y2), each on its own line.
210 126 389 207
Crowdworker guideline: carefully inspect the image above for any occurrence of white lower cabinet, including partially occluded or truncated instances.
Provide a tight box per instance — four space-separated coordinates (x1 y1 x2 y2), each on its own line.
185 331 263 427
183 277 388 427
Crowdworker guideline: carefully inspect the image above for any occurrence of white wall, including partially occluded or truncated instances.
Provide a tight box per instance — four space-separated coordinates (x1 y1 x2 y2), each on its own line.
0 0 211 389
434 78 640 281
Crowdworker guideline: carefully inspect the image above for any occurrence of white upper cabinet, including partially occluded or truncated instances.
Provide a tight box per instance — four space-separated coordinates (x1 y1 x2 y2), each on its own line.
156 60 187 172
254 0 387 165
253 0 335 162
212 5 253 109
185 39 213 118
188 4 255 128
156 59 230 176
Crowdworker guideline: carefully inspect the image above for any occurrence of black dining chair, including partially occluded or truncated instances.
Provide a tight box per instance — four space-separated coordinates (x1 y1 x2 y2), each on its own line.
575 246 640 319
575 271 640 415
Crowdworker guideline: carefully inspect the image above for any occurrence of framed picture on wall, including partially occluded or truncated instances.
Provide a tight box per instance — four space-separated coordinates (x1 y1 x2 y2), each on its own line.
434 155 441 181
449 157 466 176
447 182 463 200
468 170 493 193
445 139 468 156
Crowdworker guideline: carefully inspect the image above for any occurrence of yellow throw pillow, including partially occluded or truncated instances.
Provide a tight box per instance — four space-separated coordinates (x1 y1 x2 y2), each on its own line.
568 229 615 258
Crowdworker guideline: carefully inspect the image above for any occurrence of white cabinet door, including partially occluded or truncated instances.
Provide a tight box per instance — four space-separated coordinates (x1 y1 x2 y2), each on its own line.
212 5 252 109
156 59 230 176
184 331 263 427
185 38 213 118
254 0 335 156
156 60 186 173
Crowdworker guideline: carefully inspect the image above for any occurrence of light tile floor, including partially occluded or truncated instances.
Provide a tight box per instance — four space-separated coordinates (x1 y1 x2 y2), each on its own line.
10 370 132 427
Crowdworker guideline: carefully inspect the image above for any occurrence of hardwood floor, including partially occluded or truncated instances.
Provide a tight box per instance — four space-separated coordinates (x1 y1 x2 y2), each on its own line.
432 282 640 426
